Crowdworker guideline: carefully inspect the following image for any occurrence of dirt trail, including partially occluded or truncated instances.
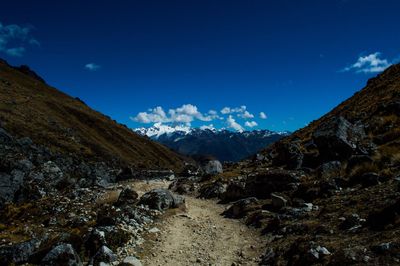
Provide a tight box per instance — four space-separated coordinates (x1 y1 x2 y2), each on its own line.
133 181 267 266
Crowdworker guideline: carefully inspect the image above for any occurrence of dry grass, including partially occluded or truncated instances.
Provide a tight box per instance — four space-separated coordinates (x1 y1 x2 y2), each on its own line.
0 60 186 171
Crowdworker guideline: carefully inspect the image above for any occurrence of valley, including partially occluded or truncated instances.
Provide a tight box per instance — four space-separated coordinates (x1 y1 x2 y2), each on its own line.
1 50 400 266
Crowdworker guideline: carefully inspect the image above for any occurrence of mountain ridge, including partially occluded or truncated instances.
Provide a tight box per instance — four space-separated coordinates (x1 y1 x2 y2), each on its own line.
0 59 186 171
135 123 289 162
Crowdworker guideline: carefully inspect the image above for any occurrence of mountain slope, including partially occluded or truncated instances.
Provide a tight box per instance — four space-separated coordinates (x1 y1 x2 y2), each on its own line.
136 124 289 162
189 64 400 265
0 59 185 170
250 63 400 170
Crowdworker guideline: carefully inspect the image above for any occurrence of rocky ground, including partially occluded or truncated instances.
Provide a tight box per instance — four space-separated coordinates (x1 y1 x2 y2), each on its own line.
139 191 267 266
0 126 266 266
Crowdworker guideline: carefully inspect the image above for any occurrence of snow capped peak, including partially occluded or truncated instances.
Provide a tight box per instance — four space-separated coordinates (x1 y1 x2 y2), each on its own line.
135 123 290 140
135 123 191 138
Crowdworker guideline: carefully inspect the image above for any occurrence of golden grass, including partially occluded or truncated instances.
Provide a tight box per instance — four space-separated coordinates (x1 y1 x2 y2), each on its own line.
0 61 186 171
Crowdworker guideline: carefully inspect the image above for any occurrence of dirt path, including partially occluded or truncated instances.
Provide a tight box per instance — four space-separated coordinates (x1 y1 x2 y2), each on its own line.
134 181 267 266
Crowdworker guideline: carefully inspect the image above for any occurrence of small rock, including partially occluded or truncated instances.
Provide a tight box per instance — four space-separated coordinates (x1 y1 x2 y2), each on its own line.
148 227 160 233
119 256 143 266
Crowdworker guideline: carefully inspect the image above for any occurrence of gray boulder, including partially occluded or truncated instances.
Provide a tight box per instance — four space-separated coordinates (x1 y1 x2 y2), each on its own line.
199 181 226 199
116 187 139 206
272 142 303 169
0 238 42 265
92 246 117 266
313 116 366 162
138 189 185 211
41 244 82 266
245 170 299 199
41 161 64 187
220 181 247 202
119 256 143 266
203 160 223 175
223 197 258 218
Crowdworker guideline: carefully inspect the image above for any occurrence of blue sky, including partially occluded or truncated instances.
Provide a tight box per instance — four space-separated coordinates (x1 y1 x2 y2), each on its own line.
0 0 399 132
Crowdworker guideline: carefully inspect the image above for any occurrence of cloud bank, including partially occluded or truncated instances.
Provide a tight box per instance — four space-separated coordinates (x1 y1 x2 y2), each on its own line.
132 104 269 132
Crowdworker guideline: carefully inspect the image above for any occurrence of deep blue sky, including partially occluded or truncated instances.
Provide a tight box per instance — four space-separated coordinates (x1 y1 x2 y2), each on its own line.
1 0 399 131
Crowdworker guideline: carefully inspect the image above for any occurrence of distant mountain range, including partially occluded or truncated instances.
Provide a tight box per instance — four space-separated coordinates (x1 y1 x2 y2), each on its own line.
135 123 289 162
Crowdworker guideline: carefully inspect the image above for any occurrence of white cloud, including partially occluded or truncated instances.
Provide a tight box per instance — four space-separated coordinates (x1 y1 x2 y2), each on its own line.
200 124 215 130
0 22 39 57
259 112 267 119
342 52 391 73
133 104 265 132
238 110 254 119
220 105 247 114
245 121 258 128
85 63 101 71
131 104 218 124
208 110 218 115
221 107 231 114
226 115 244 132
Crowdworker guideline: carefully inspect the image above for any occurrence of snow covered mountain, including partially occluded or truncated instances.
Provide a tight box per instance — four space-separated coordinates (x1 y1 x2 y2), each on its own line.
135 123 289 162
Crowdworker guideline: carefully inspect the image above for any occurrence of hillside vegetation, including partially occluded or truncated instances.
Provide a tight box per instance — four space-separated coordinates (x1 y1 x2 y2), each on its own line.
0 59 185 171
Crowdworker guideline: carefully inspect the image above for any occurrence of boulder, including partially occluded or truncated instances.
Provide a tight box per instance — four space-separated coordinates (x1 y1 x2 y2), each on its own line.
198 181 226 199
168 179 193 195
220 181 247 202
138 189 185 211
92 246 117 266
115 187 139 206
244 170 299 199
41 244 82 266
119 256 143 266
223 197 259 218
84 229 107 257
202 160 223 175
271 142 303 169
0 238 42 265
317 161 342 179
271 193 288 209
92 163 116 187
313 116 366 162
40 161 64 188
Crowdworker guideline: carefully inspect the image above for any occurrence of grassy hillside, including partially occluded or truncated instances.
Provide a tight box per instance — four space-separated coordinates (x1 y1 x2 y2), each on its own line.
0 59 185 171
